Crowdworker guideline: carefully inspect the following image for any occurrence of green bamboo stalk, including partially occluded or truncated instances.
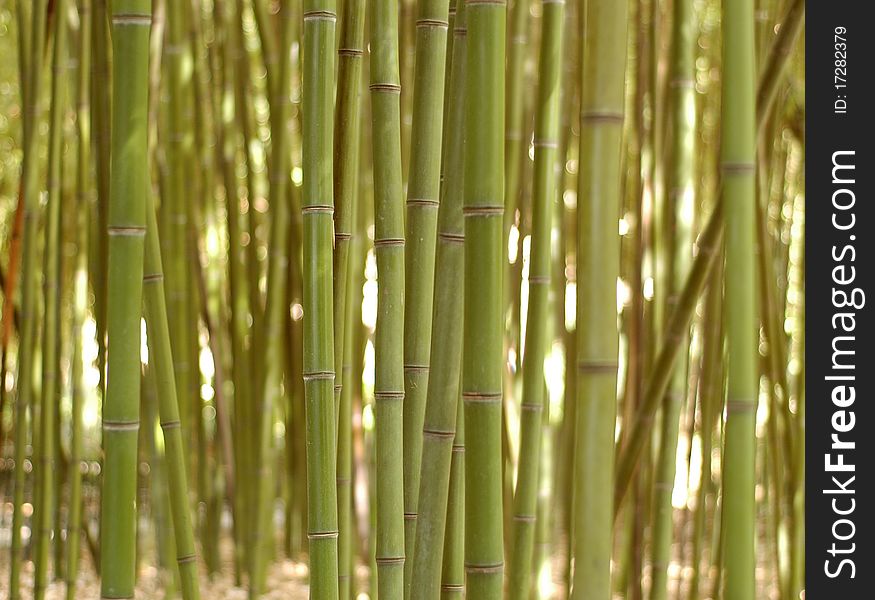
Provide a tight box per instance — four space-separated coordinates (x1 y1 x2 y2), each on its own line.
462 0 506 596
440 395 465 600
507 0 562 596
34 3 68 595
142 189 202 600
369 0 407 591
332 0 365 589
408 0 467 594
648 0 696 595
65 3 92 597
99 2 152 598
9 3 48 596
331 0 365 587
250 1 295 593
164 0 195 471
401 0 451 590
570 0 627 597
302 0 340 594
91 0 111 401
755 0 803 131
720 0 758 595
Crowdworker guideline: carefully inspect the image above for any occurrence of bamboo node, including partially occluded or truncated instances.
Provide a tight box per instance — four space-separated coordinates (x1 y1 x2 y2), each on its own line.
308 530 339 540
338 48 364 57
143 273 164 283
462 205 503 217
423 428 455 440
407 198 439 207
375 556 405 565
542 0 566 5
441 584 465 592
466 0 508 6
533 139 559 148
374 237 405 248
416 19 450 29
111 13 152 27
302 205 334 215
465 562 504 574
513 514 536 522
334 232 352 241
176 554 197 564
721 161 756 175
403 364 430 373
103 420 140 432
452 445 465 454
462 392 502 404
577 360 619 374
520 403 543 412
454 27 468 36
726 398 756 414
159 420 181 430
303 371 335 381
581 110 624 124
439 232 465 244
303 10 337 22
527 275 550 285
375 391 405 401
370 82 402 94
404 512 418 521
107 226 146 237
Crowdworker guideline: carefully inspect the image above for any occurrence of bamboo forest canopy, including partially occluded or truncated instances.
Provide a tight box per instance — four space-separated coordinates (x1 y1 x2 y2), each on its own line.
0 0 804 599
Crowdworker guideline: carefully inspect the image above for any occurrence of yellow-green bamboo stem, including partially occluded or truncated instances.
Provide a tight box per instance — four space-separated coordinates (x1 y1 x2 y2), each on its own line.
34 3 68 596
369 0 407 592
408 0 467 594
720 0 757 595
462 0 506 596
401 0 451 590
507 0 562 596
100 2 152 598
302 0 340 594
570 0 627 596
440 395 465 600
9 3 48 596
143 189 201 600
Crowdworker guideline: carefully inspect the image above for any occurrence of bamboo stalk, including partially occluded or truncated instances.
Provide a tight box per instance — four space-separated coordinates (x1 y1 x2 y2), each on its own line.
302 0 340 594
570 0 627 596
100 2 152 597
64 3 92 598
408 0 467 594
720 0 758 595
440 395 465 600
34 3 68 595
369 0 407 591
507 0 562 596
9 3 48 595
401 0 451 590
648 0 696 595
462 0 506 596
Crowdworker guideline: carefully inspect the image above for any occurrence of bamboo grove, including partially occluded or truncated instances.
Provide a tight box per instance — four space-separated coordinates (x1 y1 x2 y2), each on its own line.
0 0 805 598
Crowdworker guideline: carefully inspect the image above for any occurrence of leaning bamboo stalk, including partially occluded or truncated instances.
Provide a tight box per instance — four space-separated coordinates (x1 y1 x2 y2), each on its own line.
401 0 451 591
100 2 152 598
8 3 48 596
507 0 562 596
143 189 202 600
720 0 758 595
34 3 68 595
462 0 506 596
614 201 724 511
302 0 340 594
369 0 407 591
571 0 627 596
440 395 465 600
408 0 467 594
